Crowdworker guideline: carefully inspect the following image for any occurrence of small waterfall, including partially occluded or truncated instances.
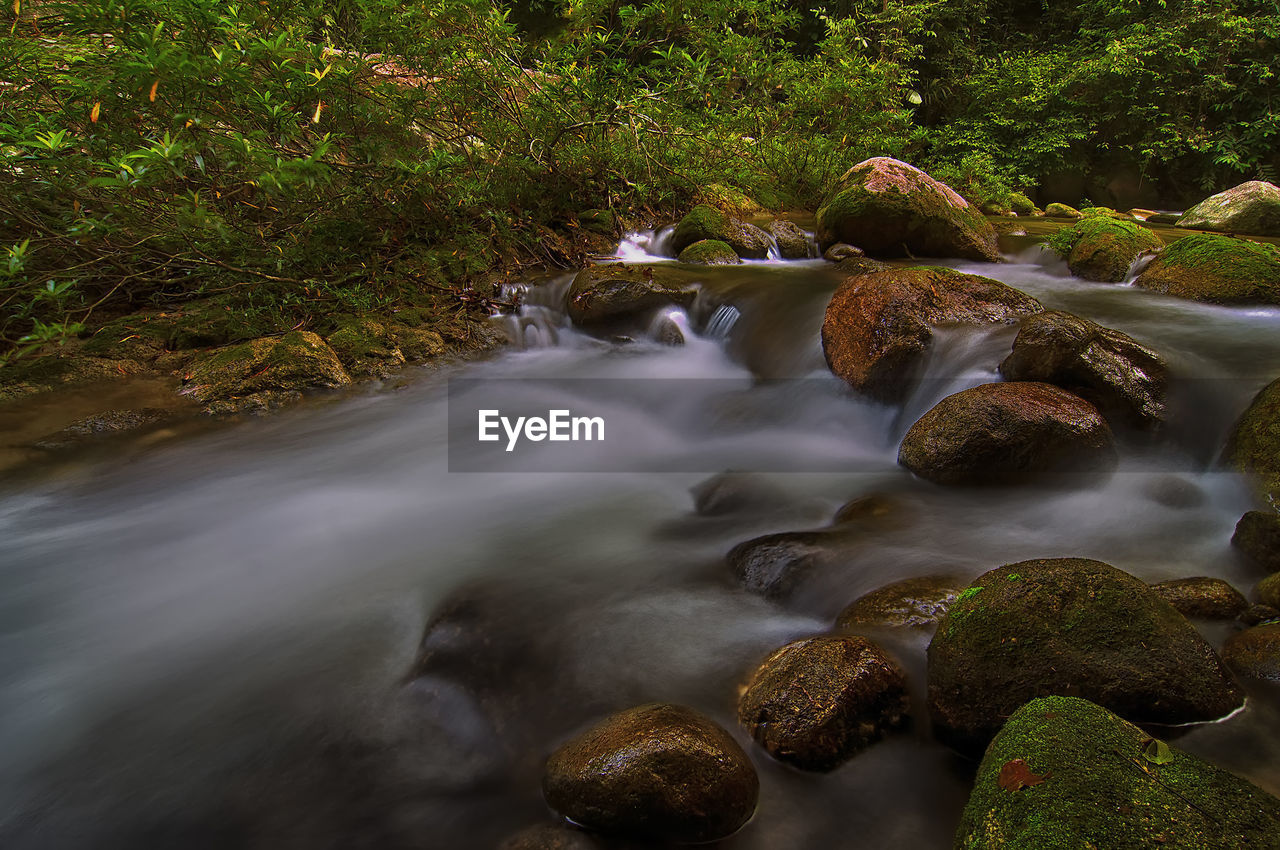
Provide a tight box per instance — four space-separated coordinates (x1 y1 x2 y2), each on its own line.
703 304 741 339
648 307 693 346
1125 251 1158 281
614 227 676 262
492 274 576 349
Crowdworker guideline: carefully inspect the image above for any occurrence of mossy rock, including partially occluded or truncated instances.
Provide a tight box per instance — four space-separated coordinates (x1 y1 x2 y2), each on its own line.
82 302 288 358
1079 206 1133 220
677 238 742 265
1224 378 1280 508
1146 212 1181 225
1009 193 1037 216
980 200 1012 216
928 558 1244 753
697 183 763 216
566 264 700 331
768 219 810 259
1150 577 1248 620
324 317 405 377
0 352 151 403
1222 622 1280 683
31 408 177 451
577 208 615 235
815 157 1001 261
1177 180 1280 237
1043 203 1081 220
955 696 1280 849
181 331 351 406
1233 510 1280 571
1134 233 1280 304
670 205 771 259
1258 573 1280 609
1048 217 1161 282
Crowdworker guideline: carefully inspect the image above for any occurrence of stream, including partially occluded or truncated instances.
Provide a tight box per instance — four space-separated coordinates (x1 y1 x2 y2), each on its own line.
2 230 1280 848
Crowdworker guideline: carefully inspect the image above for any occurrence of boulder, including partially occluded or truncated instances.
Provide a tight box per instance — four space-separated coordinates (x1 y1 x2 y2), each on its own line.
1009 193 1037 216
1232 510 1280 572
180 331 351 407
670 205 771 259
1177 180 1280 237
998 310 1168 431
1134 232 1280 304
1241 604 1280 627
1258 573 1280 609
32 408 176 450
836 575 964 629
898 382 1117 486
1079 206 1135 220
822 242 863 262
955 696 1280 849
1043 203 1082 220
324 317 405 378
1222 623 1280 683
815 157 1001 261
821 267 1040 403
1048 217 1161 282
928 558 1245 753
737 635 908 771
1146 212 1181 225
676 239 741 265
726 530 837 600
565 264 699 331
1150 577 1248 620
542 703 758 843
980 200 1012 216
768 219 810 259
1224 377 1280 507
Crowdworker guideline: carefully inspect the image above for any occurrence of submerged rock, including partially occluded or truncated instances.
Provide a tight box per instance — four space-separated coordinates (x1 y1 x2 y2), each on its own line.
768 219 810 259
1044 202 1082 220
1232 510 1280 572
676 238 742 265
1177 180 1280 237
726 530 837 600
821 266 1040 403
1222 623 1280 683
32 408 176 450
898 382 1117 486
955 696 1280 849
690 472 786 517
928 558 1244 753
181 331 351 408
1134 232 1280 304
737 635 908 771
670 205 771 259
542 703 758 843
565 264 699 331
815 157 1001 261
1224 378 1280 507
998 310 1168 431
831 492 918 529
1150 577 1248 620
836 575 964 629
1050 216 1161 282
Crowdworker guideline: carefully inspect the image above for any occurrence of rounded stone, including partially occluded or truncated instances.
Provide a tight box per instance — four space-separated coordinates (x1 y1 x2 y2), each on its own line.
1232 510 1280 571
1222 623 1280 683
1150 577 1248 620
836 575 964 629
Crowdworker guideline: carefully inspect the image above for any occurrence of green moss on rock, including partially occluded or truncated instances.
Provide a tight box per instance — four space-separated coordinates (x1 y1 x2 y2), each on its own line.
1177 180 1280 237
955 696 1280 849
670 204 770 258
1048 217 1161 282
1224 378 1280 507
1044 203 1082 219
1134 233 1280 304
1009 193 1037 215
324 317 405 377
181 331 351 407
676 238 742 265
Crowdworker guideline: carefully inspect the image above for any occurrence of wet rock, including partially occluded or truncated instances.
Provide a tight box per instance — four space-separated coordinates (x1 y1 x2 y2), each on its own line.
690 472 786 517
181 331 351 407
726 530 837 600
652 315 686 346
1146 212 1181 225
769 219 810 259
566 264 699 331
498 824 605 850
1224 378 1280 507
202 389 303 416
737 635 908 771
1258 573 1280 609
980 200 1011 216
955 696 1280 849
542 703 758 844
1134 232 1280 304
1240 604 1280 627
1050 216 1161 282
1177 180 1280 237
670 205 771 259
1222 623 1280 683
836 575 964 629
1142 475 1206 509
1150 577 1248 620
0 352 151 404
1044 202 1082 219
815 157 1001 261
898 382 1117 486
324 317 405 378
822 242 863 262
928 557 1244 753
1232 510 1280 571
998 310 1168 431
821 266 1040 403
831 492 917 529
393 324 448 360
833 255 891 276
676 238 742 265
31 408 175 450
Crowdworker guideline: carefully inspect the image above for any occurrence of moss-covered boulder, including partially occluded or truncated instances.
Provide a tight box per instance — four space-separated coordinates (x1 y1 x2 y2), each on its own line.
928 558 1244 753
1134 233 1280 304
836 575 964 629
542 703 758 843
1177 180 1280 237
180 331 351 407
1150 577 1248 620
1079 206 1134 220
0 353 152 404
1232 511 1280 571
955 696 1280 849
566 264 699 331
1048 216 1161 282
821 267 1040 403
1043 203 1082 220
82 301 288 357
577 208 615 235
1224 377 1280 507
676 238 742 265
737 635 909 771
998 310 1168 432
1222 623 1280 683
1258 573 1280 609
899 382 1117 486
768 219 810 259
1009 193 1037 216
815 157 1001 261
324 317 405 377
980 200 1012 216
670 205 771 259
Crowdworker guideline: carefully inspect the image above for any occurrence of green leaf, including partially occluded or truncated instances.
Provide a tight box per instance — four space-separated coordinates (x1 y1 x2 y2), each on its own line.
1143 739 1174 765
906 89 923 105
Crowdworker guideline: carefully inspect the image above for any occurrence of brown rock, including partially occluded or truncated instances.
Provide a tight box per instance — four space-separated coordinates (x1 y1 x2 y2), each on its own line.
836 575 964 629
1150 577 1248 620
1232 510 1280 572
1222 623 1280 683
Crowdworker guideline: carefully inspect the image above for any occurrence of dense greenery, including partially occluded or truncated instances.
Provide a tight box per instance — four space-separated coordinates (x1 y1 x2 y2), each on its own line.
1 0 1277 361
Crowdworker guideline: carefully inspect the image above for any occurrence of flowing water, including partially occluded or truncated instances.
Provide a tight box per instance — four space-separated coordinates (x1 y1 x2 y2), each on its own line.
2 229 1280 848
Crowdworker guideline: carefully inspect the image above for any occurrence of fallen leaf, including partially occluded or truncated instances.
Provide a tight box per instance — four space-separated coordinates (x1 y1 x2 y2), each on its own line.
90 101 101 123
1143 739 1174 765
148 79 159 102
998 758 1048 792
